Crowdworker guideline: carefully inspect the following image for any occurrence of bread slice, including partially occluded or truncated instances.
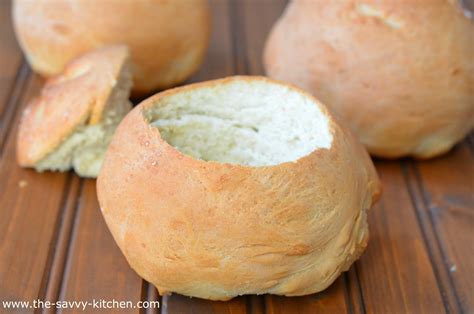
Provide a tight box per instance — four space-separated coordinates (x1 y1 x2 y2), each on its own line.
17 45 132 177
97 76 381 300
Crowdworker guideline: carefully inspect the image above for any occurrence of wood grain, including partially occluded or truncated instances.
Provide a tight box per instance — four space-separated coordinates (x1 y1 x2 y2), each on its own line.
265 278 349 314
163 295 247 314
356 161 446 313
0 74 72 304
187 0 234 83
0 0 27 154
57 180 143 314
43 176 81 307
408 143 474 312
0 0 23 116
234 0 288 75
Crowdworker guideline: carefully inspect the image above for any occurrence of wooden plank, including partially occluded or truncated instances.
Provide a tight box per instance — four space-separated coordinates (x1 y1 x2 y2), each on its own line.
402 159 462 313
0 0 23 116
185 0 234 83
144 284 160 314
0 0 28 153
246 295 265 314
0 64 28 154
356 161 446 313
406 141 473 312
163 295 247 314
57 180 143 313
0 74 74 306
236 0 288 75
265 278 349 314
345 268 365 314
43 176 82 304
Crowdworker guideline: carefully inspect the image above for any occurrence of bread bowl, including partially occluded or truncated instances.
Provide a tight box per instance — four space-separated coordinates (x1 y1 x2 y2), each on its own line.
97 76 381 300
12 0 210 95
264 0 474 158
17 45 132 178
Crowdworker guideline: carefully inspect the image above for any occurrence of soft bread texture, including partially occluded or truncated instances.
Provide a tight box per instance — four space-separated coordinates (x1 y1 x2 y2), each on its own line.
150 80 332 166
17 45 132 178
264 0 474 159
12 0 210 95
97 76 381 300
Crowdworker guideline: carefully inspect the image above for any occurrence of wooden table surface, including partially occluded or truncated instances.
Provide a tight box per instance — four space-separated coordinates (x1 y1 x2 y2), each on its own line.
1 1 473 313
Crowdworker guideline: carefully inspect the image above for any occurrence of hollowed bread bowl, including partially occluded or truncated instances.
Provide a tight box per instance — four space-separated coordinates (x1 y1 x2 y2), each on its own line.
97 76 381 300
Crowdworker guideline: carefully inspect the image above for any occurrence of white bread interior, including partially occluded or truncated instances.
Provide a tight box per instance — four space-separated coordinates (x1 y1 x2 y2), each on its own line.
149 80 332 166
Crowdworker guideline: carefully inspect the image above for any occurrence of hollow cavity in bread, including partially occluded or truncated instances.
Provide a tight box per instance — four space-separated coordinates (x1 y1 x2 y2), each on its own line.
146 79 333 166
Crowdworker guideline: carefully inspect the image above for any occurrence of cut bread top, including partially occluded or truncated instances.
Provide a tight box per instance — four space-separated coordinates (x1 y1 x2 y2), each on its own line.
144 76 333 167
17 45 131 166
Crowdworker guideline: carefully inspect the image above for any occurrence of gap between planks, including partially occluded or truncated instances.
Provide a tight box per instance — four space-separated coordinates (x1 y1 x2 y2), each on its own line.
401 159 463 313
141 281 160 314
346 267 366 314
40 178 84 313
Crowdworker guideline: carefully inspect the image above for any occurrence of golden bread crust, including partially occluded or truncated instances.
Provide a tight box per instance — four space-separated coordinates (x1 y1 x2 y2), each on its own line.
13 0 210 95
264 0 474 158
97 76 381 300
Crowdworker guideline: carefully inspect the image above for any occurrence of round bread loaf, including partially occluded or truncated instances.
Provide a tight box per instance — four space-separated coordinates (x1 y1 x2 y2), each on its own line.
13 0 210 95
97 76 381 300
264 0 474 158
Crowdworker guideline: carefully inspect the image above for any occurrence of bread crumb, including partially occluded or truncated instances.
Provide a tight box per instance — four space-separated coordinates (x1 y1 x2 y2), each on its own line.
18 180 28 188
